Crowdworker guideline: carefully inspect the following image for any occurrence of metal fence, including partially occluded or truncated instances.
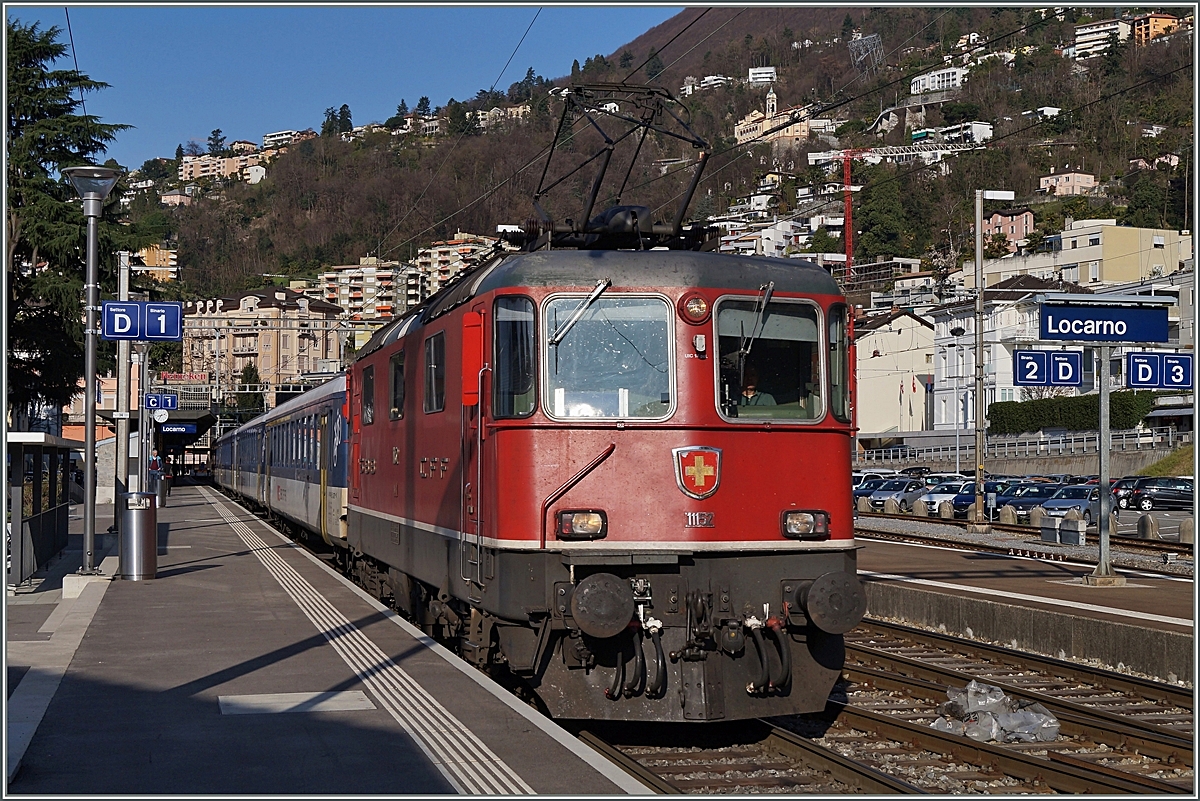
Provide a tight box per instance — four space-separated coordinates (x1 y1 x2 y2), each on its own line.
7 434 78 586
856 427 1192 465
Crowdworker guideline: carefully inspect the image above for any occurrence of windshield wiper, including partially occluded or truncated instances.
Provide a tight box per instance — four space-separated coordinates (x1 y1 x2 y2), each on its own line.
549 278 611 347
737 281 774 384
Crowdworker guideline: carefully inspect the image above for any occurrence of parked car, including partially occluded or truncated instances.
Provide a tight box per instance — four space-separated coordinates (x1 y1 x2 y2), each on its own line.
899 466 931 477
919 481 974 514
950 481 1018 519
853 479 888 501
1000 483 1065 521
1110 477 1141 509
867 479 929 513
1128 477 1194 511
852 471 896 488
1041 485 1114 524
922 472 963 487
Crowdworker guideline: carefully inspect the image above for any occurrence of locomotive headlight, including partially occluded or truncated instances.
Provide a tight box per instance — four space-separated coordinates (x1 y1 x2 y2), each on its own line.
558 510 608 539
781 510 829 539
677 292 711 324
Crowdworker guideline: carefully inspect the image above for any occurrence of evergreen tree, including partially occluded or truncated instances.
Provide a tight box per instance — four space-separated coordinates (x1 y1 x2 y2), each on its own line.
207 128 226 155
415 96 431 117
571 59 581 81
320 106 339 137
6 20 137 422
842 13 855 40
236 363 264 414
619 50 634 69
337 104 352 134
445 99 478 136
174 143 184 162
397 98 408 116
645 48 665 81
855 166 908 260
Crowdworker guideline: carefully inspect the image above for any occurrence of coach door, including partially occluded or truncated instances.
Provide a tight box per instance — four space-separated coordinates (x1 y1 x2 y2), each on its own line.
458 310 488 598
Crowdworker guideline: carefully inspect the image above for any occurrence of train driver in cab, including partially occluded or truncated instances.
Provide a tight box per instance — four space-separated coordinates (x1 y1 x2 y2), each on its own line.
739 366 776 406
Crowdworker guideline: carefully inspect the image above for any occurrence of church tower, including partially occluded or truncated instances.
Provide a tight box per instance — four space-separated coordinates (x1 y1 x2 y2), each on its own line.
765 86 777 118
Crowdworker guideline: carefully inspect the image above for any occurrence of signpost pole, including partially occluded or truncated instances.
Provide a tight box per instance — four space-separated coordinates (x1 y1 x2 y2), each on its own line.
1087 345 1124 585
115 253 131 540
138 342 151 493
971 190 988 531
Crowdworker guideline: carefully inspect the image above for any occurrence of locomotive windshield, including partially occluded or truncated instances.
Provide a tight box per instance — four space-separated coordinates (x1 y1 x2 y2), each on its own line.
716 298 823 421
543 295 672 419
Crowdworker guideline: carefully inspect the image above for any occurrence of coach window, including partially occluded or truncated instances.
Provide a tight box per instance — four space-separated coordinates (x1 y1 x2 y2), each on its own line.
828 304 851 422
715 297 823 422
389 351 405 420
424 332 446 413
361 365 375 425
495 296 535 417
543 295 672 419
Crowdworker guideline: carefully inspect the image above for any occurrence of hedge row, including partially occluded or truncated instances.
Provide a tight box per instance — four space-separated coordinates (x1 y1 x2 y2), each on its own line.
987 390 1158 435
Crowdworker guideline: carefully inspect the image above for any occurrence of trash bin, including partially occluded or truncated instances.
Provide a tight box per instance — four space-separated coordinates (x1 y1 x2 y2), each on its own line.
155 472 169 509
120 492 157 580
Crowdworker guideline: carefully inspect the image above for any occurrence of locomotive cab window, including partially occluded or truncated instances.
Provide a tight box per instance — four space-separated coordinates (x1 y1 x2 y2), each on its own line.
361 365 375 425
495 296 536 418
424 332 445 413
716 297 824 421
542 294 672 420
389 351 405 420
829 304 851 422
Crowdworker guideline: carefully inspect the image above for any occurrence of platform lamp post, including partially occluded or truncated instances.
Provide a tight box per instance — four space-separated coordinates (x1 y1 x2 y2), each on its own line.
971 188 1015 532
63 165 122 574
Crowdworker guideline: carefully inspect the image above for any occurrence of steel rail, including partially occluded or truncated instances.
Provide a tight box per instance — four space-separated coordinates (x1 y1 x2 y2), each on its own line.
857 619 1194 711
826 700 1187 794
753 720 926 794
576 730 681 794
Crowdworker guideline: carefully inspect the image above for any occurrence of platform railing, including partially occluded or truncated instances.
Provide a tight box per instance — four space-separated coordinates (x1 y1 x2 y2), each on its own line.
856 427 1192 466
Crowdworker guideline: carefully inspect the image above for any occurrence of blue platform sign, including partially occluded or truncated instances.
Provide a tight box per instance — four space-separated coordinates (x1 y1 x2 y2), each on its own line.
160 423 196 434
101 302 143 340
101 301 184 341
161 393 179 410
143 393 162 409
1014 351 1048 386
1041 304 1168 342
1127 352 1193 388
1014 350 1083 386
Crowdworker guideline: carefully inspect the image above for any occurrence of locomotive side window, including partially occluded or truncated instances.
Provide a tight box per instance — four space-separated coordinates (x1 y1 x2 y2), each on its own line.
829 305 851 422
424 332 445 413
494 296 535 418
361 366 375 425
543 295 672 419
715 298 824 421
389 351 405 420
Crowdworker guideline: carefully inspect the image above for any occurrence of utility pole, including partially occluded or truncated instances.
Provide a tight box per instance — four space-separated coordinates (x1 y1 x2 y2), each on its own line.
114 253 132 531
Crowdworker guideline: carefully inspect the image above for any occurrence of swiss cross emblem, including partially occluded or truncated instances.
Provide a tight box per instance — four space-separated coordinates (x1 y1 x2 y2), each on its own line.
673 446 722 500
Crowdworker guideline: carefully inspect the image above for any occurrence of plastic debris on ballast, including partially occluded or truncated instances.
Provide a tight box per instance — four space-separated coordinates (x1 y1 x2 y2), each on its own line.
930 680 1060 743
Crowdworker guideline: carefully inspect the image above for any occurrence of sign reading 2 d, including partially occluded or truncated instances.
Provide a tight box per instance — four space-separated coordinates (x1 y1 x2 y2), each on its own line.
1014 350 1083 386
1041 304 1168 342
1126 352 1193 389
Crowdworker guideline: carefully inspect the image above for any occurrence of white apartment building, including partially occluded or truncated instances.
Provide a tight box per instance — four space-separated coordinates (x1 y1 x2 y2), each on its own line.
930 275 1092 431
318 257 399 322
263 130 297 149
909 66 967 94
967 220 1192 289
415 232 503 296
855 310 935 434
1074 18 1131 59
747 66 777 84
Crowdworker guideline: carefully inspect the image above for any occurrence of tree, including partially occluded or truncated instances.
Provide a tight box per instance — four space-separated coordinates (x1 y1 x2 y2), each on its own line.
385 100 409 130
415 96 431 117
571 59 581 81
983 232 1010 259
645 48 664 81
805 228 842 253
321 106 339 137
183 140 204 156
337 104 352 134
138 157 171 183
236 363 264 414
6 20 135 424
174 143 184 162
842 13 855 41
619 50 634 69
207 128 226 155
445 99 478 136
855 166 908 260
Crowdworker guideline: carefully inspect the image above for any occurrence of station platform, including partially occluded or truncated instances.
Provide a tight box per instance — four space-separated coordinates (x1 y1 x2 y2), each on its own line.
6 481 647 794
856 534 1194 683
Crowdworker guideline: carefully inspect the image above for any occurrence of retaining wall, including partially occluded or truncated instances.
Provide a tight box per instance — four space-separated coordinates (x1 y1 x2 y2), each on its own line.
859 450 1168 477
863 578 1192 683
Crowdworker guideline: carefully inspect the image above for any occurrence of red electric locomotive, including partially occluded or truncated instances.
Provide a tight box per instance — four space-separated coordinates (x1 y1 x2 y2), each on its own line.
341 84 864 722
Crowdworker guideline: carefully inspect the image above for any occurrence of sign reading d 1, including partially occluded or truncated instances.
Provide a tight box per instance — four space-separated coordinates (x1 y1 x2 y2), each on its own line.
1041 303 1168 342
100 301 183 341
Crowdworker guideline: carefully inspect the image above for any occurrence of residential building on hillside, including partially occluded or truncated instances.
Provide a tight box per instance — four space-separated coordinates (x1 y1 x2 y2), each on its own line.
930 275 1092 431
263 130 297 149
855 310 935 434
132 244 178 282
160 189 191 207
318 257 399 322
967 219 1192 289
1038 169 1096 196
909 66 966 94
1074 18 1131 59
472 104 531 130
1132 12 1178 46
415 231 504 296
178 151 273 182
229 140 258 153
747 67 777 84
182 289 343 407
977 208 1034 253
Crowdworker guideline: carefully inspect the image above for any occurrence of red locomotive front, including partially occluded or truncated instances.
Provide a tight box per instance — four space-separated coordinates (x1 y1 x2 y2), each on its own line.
346 249 865 722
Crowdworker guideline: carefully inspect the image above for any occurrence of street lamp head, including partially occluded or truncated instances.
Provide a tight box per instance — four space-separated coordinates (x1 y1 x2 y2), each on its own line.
62 165 122 200
950 326 966 336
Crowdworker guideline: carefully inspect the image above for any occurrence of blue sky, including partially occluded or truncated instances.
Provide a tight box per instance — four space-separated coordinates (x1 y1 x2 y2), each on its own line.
9 5 683 169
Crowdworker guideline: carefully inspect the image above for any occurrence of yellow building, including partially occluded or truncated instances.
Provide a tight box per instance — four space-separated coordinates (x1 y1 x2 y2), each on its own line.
733 87 810 148
1132 13 1177 46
